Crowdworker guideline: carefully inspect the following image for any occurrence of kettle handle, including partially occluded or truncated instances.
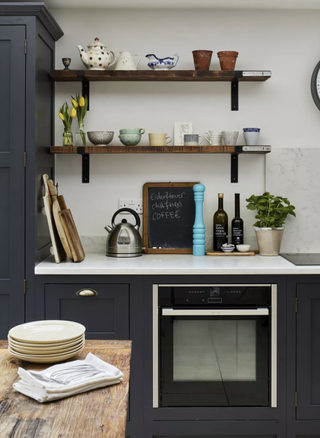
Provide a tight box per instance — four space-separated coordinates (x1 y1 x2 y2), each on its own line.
111 208 141 229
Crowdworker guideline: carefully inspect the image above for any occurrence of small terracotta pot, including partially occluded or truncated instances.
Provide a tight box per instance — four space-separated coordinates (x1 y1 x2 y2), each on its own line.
192 50 213 71
217 51 239 71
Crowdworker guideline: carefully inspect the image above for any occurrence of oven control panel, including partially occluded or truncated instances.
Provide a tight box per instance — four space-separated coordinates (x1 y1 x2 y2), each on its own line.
158 285 271 306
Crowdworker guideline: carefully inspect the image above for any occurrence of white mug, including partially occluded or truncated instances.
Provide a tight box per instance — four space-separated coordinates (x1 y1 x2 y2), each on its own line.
115 51 141 71
203 131 222 145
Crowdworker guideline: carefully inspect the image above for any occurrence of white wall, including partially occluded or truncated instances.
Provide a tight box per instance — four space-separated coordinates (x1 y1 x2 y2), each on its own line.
51 8 320 251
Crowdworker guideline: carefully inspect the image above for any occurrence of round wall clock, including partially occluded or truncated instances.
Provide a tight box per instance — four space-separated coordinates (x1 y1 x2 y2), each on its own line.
311 60 320 110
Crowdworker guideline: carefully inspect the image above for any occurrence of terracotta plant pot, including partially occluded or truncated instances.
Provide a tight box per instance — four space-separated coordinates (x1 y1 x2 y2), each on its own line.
192 50 213 71
217 51 239 71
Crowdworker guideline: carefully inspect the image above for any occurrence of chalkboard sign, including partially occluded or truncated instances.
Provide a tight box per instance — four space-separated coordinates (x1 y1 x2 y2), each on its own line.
143 182 198 254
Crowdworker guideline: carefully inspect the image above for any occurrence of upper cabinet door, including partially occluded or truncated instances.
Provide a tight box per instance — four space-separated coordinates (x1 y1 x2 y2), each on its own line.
297 284 320 419
0 26 26 338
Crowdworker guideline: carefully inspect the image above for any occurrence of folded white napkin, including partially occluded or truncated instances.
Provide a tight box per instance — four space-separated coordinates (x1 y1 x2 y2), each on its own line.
13 352 123 403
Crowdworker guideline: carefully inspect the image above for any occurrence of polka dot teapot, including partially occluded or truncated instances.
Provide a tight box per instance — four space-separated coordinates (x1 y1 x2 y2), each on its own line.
76 37 116 70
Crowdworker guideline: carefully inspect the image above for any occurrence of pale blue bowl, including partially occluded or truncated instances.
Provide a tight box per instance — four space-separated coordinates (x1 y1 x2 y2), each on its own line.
118 134 142 146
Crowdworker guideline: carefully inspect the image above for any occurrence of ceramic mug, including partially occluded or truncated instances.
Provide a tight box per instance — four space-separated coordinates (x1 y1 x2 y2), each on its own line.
203 131 222 145
184 134 203 146
243 128 260 145
222 131 239 145
149 133 172 146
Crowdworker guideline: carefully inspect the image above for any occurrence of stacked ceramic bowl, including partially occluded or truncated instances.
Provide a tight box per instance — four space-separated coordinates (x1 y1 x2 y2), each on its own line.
118 128 145 146
8 320 85 363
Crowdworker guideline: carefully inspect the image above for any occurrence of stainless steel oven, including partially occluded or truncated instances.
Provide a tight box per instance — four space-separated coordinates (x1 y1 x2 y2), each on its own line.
153 284 277 408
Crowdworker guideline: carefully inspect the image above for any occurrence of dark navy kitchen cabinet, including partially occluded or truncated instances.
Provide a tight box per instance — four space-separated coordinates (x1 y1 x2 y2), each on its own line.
0 6 62 339
44 283 129 339
0 25 26 340
287 276 320 438
296 283 320 420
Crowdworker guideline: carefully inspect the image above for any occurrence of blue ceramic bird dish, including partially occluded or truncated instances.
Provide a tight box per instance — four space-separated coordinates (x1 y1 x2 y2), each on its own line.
145 53 179 70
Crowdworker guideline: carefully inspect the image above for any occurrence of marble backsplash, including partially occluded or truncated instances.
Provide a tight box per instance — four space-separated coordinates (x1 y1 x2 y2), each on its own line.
266 148 320 253
80 148 319 254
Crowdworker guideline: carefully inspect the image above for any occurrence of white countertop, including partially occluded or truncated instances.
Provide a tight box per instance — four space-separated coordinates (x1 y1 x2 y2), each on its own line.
35 253 320 275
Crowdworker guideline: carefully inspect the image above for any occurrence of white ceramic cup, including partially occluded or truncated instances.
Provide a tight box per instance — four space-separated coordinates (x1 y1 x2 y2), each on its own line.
243 129 260 145
203 131 222 145
222 131 239 145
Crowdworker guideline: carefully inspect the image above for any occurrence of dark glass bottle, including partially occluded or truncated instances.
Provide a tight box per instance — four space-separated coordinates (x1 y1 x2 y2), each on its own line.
213 193 228 251
232 193 244 247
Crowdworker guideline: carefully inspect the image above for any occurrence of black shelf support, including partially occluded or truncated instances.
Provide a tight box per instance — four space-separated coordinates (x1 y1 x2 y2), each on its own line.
77 71 90 110
231 71 242 111
77 147 90 183
231 146 243 183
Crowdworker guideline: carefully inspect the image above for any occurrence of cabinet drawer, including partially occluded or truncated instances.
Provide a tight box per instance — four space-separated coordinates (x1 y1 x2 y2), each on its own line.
45 283 129 340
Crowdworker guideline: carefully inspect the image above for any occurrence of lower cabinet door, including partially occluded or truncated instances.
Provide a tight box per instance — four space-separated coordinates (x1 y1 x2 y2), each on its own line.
297 284 320 419
45 283 129 339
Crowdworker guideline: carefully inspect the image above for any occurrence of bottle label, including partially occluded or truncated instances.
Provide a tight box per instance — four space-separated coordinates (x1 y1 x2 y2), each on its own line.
214 224 227 238
232 226 243 245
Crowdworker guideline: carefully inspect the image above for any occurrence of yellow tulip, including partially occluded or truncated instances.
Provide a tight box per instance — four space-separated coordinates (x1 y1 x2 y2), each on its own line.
70 107 76 118
79 96 85 107
59 113 65 121
71 99 78 108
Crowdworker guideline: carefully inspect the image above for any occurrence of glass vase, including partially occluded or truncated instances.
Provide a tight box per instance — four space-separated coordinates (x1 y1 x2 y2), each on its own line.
74 121 87 146
63 128 73 146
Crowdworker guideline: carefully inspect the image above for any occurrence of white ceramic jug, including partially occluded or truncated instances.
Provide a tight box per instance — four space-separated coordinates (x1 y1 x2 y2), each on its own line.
115 51 141 70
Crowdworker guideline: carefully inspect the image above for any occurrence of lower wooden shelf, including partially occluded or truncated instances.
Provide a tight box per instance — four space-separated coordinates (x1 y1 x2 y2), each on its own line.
50 145 270 154
50 145 271 184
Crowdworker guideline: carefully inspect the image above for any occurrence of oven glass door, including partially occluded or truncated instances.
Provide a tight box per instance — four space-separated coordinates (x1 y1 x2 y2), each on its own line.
160 308 270 407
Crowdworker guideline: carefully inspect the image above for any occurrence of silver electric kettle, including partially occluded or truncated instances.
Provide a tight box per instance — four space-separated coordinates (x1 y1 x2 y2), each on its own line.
105 208 142 258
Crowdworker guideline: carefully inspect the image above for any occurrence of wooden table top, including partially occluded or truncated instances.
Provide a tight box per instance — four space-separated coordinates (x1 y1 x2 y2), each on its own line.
0 340 131 438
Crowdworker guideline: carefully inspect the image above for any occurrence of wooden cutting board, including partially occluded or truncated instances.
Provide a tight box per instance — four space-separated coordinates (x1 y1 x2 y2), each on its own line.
42 174 66 263
48 179 73 260
0 340 131 438
206 250 256 256
60 208 85 262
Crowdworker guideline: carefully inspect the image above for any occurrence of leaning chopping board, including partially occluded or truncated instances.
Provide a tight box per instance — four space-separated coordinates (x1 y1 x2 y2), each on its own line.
47 179 73 260
59 208 85 262
42 174 66 263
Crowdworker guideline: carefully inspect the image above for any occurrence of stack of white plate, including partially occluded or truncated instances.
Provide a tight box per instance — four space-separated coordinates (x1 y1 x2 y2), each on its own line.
8 320 85 363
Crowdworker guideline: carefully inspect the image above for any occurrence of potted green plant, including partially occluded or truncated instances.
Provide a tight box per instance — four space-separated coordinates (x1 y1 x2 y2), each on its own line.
246 192 296 256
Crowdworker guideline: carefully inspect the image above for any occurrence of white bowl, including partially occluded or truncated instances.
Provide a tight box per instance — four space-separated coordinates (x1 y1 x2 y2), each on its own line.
236 244 251 252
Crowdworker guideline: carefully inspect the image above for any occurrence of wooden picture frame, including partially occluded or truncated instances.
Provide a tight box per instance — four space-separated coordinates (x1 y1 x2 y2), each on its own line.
174 122 193 146
143 182 199 254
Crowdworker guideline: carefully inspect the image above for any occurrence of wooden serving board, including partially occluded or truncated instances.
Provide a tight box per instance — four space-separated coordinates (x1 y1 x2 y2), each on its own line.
206 250 256 256
59 208 85 262
42 175 66 263
0 340 131 438
48 180 73 260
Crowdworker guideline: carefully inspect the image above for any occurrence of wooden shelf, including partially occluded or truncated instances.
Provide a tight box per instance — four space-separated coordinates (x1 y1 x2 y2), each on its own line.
50 145 270 184
50 69 271 82
50 145 270 154
50 69 271 111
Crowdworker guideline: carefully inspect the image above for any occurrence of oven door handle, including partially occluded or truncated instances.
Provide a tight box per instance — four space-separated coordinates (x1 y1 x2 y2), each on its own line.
162 308 269 316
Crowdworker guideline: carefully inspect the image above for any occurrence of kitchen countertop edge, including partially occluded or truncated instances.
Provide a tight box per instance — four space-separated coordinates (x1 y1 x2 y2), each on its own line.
34 253 320 275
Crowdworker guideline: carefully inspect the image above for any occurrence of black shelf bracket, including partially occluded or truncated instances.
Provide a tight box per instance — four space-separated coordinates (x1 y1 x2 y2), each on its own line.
231 71 242 111
231 146 243 183
77 71 90 110
77 147 90 183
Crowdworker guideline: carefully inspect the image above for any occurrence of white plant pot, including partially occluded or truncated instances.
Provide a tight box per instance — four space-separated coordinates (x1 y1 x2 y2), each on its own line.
254 227 284 256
